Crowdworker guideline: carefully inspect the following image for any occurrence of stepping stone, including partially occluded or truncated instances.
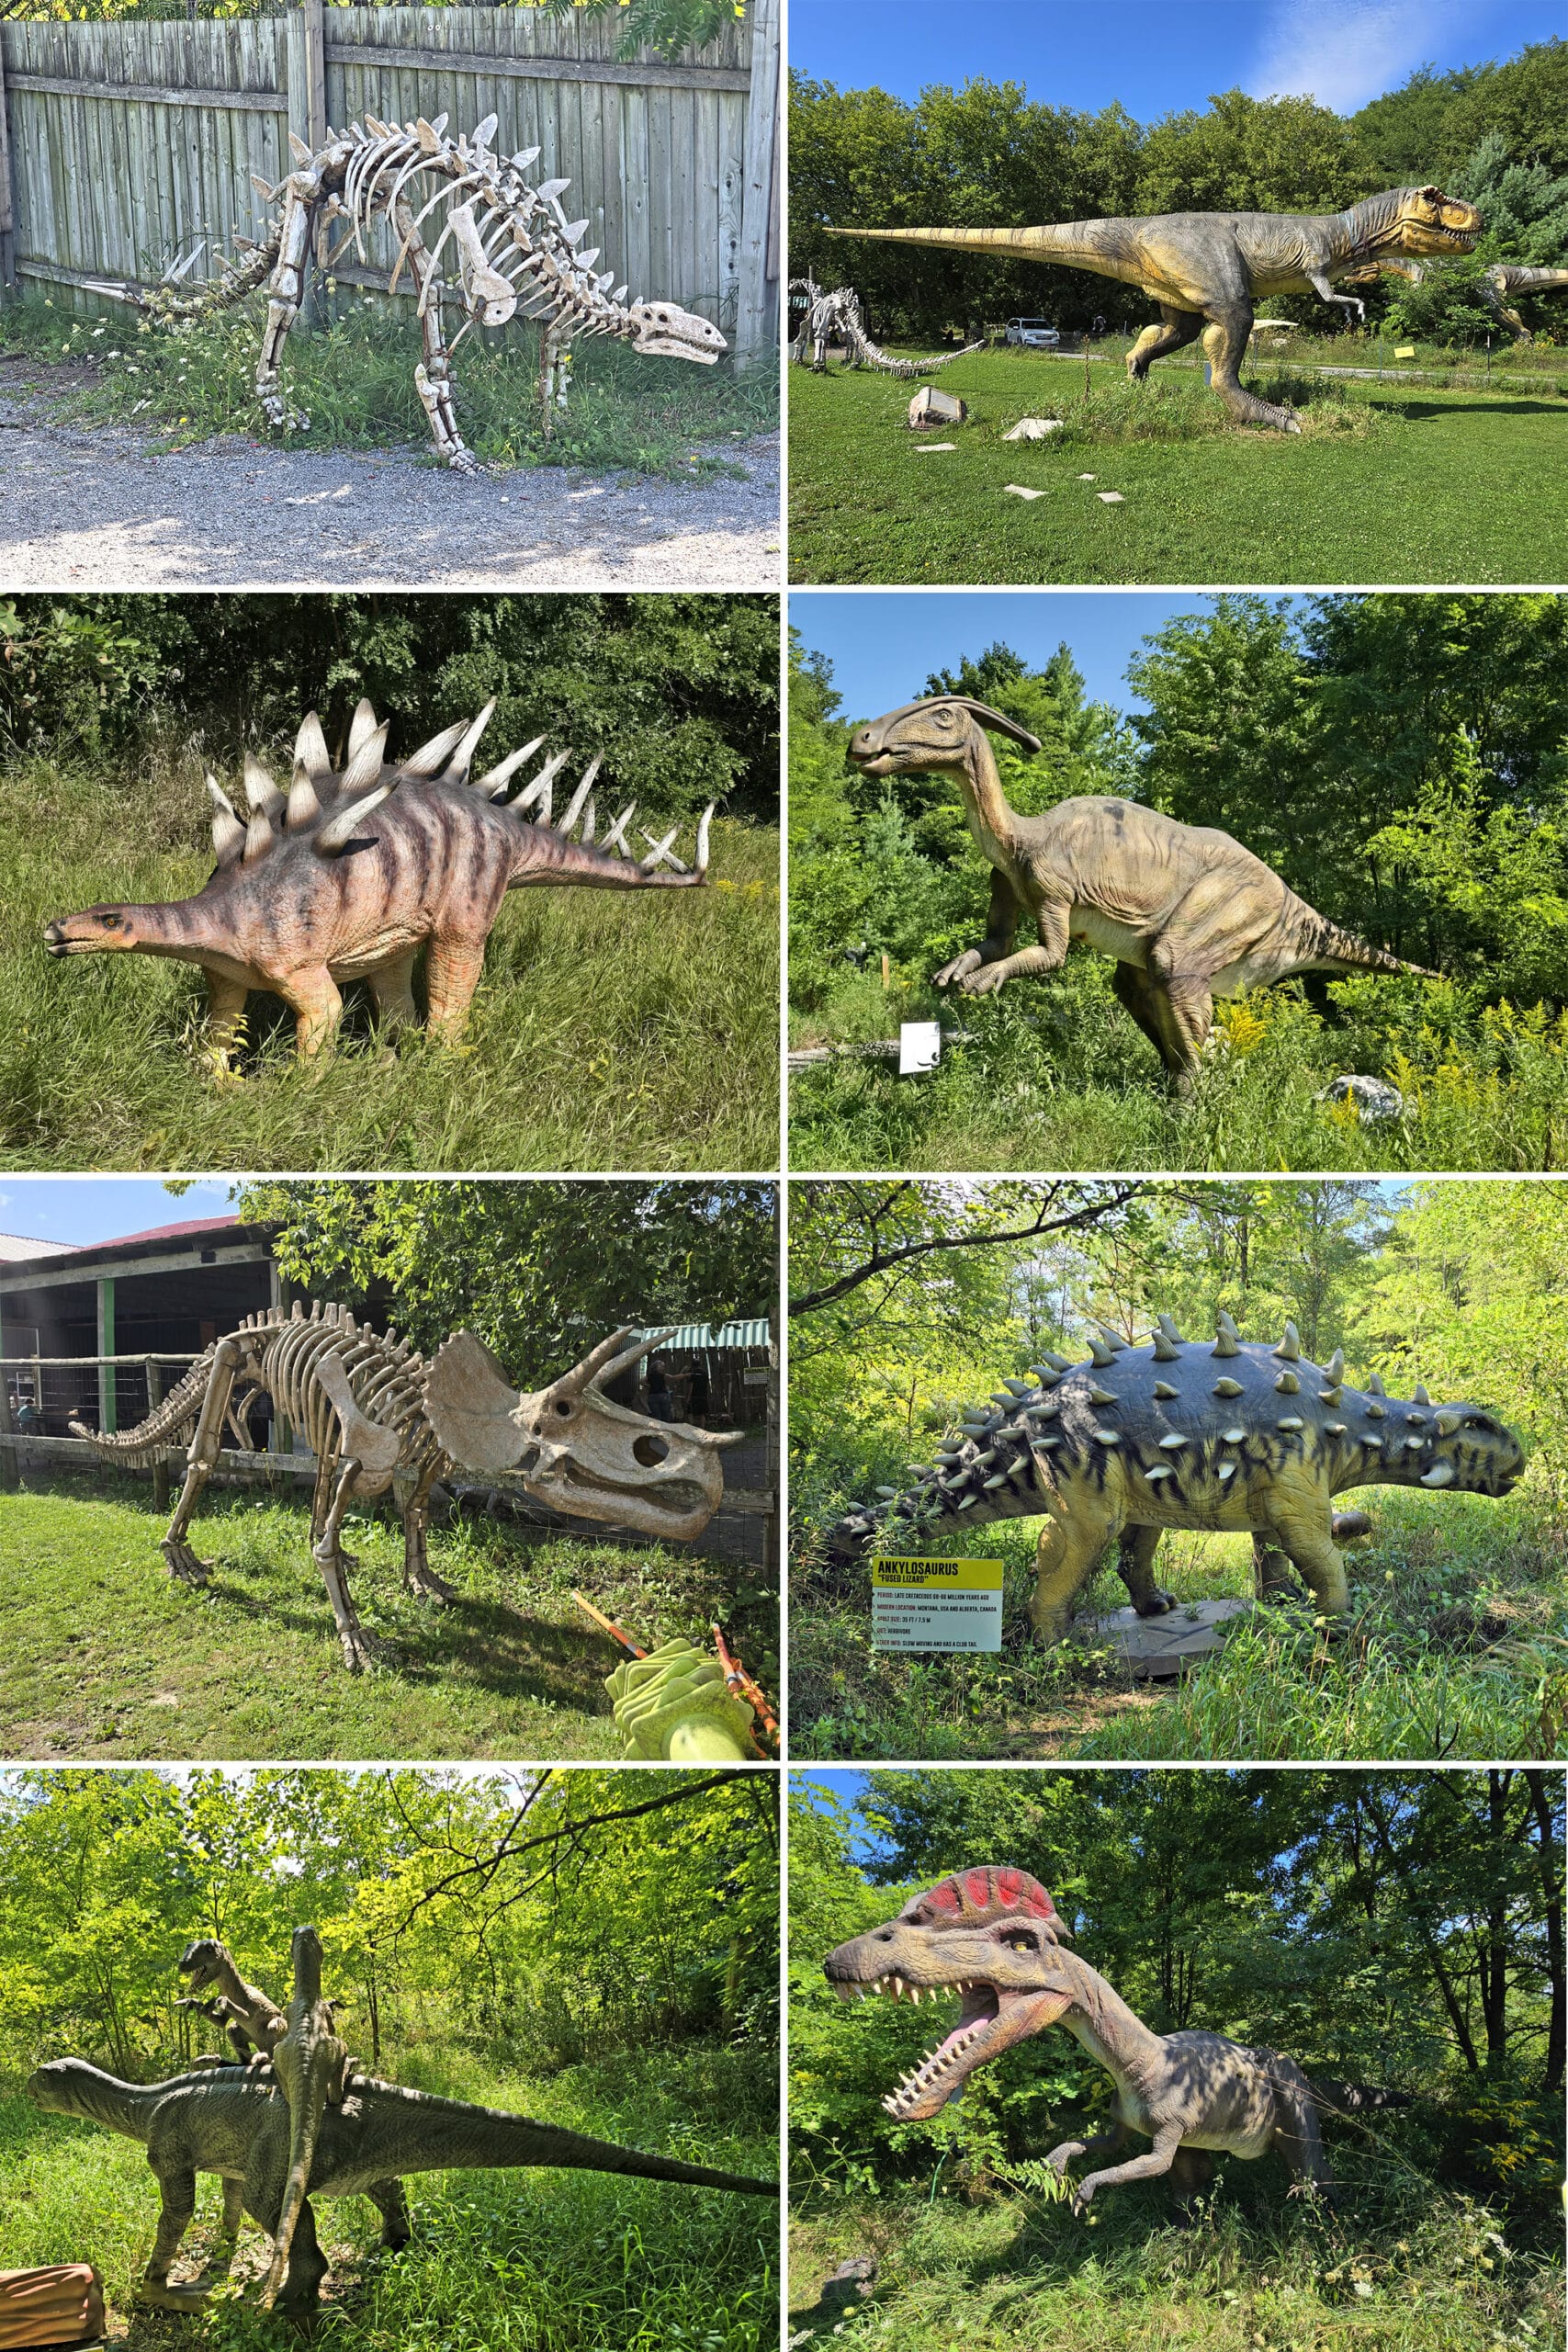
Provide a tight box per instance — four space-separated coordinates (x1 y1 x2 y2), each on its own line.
1071 1598 1252 1677
913 442 956 453
1097 491 1124 503
1003 483 1044 499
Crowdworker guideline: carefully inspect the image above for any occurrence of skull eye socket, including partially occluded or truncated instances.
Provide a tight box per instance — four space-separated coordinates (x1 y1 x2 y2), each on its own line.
634 1433 670 1467
554 1398 574 1418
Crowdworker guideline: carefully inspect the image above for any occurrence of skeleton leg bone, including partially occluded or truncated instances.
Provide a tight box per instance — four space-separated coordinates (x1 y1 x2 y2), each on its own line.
312 1455 385 1672
394 194 481 473
161 1340 243 1584
401 1459 456 1602
254 180 319 433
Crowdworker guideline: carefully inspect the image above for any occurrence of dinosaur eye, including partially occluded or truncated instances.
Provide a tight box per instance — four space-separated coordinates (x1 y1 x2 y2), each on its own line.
1001 1928 1039 1951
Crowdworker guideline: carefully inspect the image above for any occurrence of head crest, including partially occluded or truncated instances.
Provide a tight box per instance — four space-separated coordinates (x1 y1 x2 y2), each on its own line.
897 1865 1066 1933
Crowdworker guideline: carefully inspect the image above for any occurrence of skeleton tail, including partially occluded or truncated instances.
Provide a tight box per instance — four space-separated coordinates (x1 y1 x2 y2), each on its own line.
67 1350 216 1464
839 309 984 377
82 229 284 322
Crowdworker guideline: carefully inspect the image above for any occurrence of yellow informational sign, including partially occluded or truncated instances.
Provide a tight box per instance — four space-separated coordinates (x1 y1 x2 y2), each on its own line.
871 1556 1004 1652
1394 344 1417 359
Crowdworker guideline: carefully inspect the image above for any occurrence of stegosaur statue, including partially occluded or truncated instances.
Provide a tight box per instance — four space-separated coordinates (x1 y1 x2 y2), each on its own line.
828 184 1481 428
86 112 725 471
826 1310 1523 1642
28 1932 774 2316
824 1867 1410 2212
44 697 712 1067
848 695 1432 1091
73 1306 739 1670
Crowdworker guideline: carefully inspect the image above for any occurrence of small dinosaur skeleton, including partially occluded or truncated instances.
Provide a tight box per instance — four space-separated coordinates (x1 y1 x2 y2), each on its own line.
85 111 726 472
788 275 981 375
824 1867 1412 2211
44 696 713 1067
73 1306 739 1671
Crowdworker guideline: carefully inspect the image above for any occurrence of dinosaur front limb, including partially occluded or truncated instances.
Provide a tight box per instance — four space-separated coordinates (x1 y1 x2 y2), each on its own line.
273 965 344 1058
424 933 489 1037
200 969 250 1081
137 2165 210 2308
395 195 480 475
1030 1498 1123 1643
401 1461 456 1602
1071 2120 1184 2214
1116 1525 1178 1617
161 1340 242 1583
932 869 1026 989
1261 1502 1350 1621
1306 269 1365 322
1046 2122 1132 2170
1201 304 1302 432
255 182 317 433
1125 302 1203 379
312 1457 384 1672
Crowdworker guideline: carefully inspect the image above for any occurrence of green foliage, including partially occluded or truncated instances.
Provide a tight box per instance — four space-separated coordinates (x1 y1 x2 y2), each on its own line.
1353 40 1568 182
535 0 744 64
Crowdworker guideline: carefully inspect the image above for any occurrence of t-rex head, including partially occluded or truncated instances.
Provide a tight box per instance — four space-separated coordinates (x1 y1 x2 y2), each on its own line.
627 300 728 364
1370 185 1482 257
422 1325 742 1541
824 1867 1076 2122
847 696 1043 778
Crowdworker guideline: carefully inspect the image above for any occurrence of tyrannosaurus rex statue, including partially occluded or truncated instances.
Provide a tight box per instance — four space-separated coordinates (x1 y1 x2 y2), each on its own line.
847 695 1431 1092
828 185 1480 428
824 1867 1410 2214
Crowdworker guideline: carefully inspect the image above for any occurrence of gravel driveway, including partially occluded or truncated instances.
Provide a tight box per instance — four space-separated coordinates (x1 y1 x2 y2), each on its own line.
0 387 780 588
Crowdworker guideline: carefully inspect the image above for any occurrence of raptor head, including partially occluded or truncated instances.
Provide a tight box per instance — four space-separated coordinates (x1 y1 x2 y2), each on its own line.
1403 1397 1525 1498
422 1325 743 1542
825 1867 1076 2122
1372 185 1481 258
847 695 1042 778
627 300 727 364
177 1938 232 1993
42 904 145 956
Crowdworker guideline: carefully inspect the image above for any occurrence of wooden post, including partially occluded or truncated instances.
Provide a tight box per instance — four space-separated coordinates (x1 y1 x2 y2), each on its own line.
147 1355 170 1513
0 32 15 296
0 1367 18 1495
762 1338 778 1588
284 0 327 321
733 0 778 366
96 1278 117 1434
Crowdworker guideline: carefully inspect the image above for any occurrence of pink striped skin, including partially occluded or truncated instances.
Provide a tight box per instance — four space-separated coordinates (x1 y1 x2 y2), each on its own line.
43 774 705 1059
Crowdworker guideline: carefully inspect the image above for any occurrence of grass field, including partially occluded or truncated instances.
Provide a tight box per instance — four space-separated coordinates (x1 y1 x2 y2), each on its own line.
0 2045 776 2351
787 973 1568 1173
789 2173 1564 2352
2 292 776 480
0 1471 776 1761
788 1489 1568 1762
786 343 1568 584
0 755 779 1171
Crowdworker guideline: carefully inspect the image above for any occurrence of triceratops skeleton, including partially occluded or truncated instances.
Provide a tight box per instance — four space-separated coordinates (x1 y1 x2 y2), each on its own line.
86 111 727 473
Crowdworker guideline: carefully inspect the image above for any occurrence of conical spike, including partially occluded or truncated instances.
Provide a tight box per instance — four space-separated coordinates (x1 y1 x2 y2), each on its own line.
510 748 571 821
339 722 390 798
1092 1322 1126 1354
475 735 547 796
242 811 275 865
1274 1322 1302 1360
295 710 332 780
1368 1372 1386 1396
1157 1314 1185 1347
346 697 379 760
1213 1314 1240 1359
1325 1349 1346 1385
243 753 285 821
1275 1370 1300 1394
401 717 470 777
207 775 245 868
556 752 603 835
314 779 395 854
442 698 498 783
1151 1326 1179 1363
1152 1381 1179 1401
1414 1382 1430 1406
287 763 321 830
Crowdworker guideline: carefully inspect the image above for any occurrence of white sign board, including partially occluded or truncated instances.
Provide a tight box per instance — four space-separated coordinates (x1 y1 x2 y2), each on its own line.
872 1556 1004 1652
898 1022 942 1075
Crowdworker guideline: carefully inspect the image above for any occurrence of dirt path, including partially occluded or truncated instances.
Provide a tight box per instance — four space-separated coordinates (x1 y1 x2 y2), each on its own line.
0 390 780 587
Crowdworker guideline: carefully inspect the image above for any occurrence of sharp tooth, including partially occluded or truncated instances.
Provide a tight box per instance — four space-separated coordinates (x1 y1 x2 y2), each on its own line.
894 1976 905 1997
910 1986 921 2003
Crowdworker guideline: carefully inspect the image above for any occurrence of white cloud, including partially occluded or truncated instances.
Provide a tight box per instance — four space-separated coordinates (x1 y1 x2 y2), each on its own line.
1247 0 1486 114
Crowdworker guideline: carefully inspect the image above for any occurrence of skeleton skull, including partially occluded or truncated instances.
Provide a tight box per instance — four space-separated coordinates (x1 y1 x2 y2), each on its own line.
627 300 727 364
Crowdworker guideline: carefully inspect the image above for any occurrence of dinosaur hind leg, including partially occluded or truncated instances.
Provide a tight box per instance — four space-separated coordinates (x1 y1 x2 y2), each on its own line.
424 933 489 1040
1126 302 1203 380
161 1340 243 1584
394 193 480 475
270 2193 331 2314
1273 2068 1338 2203
402 1459 456 1603
1168 2144 1215 2215
367 2176 412 2250
1030 1498 1123 1645
1142 971 1214 1096
200 969 250 1082
255 183 317 433
313 1456 386 1672
1201 303 1302 433
1111 959 1173 1068
1116 1524 1178 1618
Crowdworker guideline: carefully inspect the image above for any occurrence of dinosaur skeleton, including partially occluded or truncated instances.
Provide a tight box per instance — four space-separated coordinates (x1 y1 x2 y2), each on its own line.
85 111 726 472
788 273 981 375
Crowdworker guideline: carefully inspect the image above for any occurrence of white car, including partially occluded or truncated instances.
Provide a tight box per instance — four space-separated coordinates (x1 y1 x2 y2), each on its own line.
1004 317 1061 348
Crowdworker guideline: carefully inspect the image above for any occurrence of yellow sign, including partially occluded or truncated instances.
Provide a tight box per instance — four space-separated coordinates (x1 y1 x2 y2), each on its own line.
871 1556 1004 1651
872 1556 1003 1589
1394 344 1417 359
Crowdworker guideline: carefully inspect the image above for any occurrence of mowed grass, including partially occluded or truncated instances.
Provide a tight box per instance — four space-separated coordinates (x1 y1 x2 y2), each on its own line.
0 756 779 1171
789 2176 1563 2352
0 1471 777 1761
788 1488 1568 1762
2 292 777 480
786 346 1568 583
0 2047 777 2352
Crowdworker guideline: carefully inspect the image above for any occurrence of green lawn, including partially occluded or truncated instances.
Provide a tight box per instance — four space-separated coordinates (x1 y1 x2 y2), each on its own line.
788 1489 1568 1763
0 1474 777 1761
0 757 779 1172
0 2047 776 2351
786 347 1568 583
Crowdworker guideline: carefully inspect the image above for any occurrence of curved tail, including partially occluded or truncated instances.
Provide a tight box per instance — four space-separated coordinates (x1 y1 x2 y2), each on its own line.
83 230 284 322
840 309 984 377
68 1351 213 1464
826 224 1066 260
1299 909 1437 980
1312 2079 1416 2113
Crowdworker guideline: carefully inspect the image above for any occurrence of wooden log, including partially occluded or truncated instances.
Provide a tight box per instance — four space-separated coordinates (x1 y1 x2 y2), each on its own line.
322 40 748 93
3 70 284 113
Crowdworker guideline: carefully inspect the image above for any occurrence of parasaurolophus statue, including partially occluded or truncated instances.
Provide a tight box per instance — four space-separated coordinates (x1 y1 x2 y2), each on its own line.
823 1867 1411 2214
848 695 1433 1091
826 1308 1523 1643
44 696 712 1069
73 1307 740 1671
28 1934 775 2317
86 111 725 472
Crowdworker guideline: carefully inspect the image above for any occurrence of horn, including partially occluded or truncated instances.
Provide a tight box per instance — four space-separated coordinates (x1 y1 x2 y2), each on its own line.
1435 1409 1462 1436
423 1331 525 1474
567 1324 677 1396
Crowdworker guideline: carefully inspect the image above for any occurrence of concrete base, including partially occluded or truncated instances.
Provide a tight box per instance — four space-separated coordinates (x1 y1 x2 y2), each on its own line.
1072 1598 1253 1678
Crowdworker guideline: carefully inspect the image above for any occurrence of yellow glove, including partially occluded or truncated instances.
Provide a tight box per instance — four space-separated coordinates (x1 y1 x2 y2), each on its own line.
605 1639 755 1760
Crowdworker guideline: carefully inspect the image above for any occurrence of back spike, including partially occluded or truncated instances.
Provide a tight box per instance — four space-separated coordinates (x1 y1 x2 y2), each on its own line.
295 711 332 780
1274 1322 1302 1361
339 722 390 798
243 811 275 865
557 752 603 835
442 698 498 784
475 735 547 797
315 778 395 854
346 697 380 761
207 775 245 868
401 717 469 777
243 754 285 822
287 763 321 830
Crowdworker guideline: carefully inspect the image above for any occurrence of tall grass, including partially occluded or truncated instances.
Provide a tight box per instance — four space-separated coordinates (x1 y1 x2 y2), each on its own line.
0 752 779 1170
3 292 776 477
0 2046 776 2350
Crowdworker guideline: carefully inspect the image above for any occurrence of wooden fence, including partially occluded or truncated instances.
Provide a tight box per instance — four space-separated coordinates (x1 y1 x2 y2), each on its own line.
0 0 778 356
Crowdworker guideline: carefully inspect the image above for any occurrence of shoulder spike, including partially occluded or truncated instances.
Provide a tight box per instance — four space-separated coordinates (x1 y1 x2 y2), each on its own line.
346 697 380 761
243 811 275 865
287 763 321 830
339 722 391 798
295 711 333 779
243 753 285 821
1274 1322 1301 1361
315 777 395 854
443 698 498 784
207 775 245 868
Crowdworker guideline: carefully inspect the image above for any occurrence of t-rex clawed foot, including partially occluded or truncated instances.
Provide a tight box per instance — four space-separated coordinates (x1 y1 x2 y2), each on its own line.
161 1538 213 1585
933 947 986 989
1132 1587 1178 1616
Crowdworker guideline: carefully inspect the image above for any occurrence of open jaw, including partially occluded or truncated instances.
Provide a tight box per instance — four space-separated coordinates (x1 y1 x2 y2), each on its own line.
835 1971 1010 2120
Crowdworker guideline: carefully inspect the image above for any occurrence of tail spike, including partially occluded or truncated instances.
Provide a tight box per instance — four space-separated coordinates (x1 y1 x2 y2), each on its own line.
474 736 546 797
401 717 470 778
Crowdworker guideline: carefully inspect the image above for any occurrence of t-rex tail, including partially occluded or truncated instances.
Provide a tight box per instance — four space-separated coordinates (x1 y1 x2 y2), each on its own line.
261 2041 346 2309
1312 2080 1416 2112
1302 911 1438 982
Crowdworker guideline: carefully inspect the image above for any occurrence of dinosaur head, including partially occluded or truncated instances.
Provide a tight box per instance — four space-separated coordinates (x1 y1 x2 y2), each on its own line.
1400 1397 1525 1497
847 696 1042 778
422 1325 742 1540
178 1938 234 1994
1370 185 1481 258
43 904 150 956
626 300 727 363
825 1868 1076 2121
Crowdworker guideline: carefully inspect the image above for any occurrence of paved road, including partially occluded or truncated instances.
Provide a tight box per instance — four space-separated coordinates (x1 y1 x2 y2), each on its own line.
0 391 781 588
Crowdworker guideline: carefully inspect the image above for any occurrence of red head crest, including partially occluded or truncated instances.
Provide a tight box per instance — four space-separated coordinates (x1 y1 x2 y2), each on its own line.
897 1864 1066 1935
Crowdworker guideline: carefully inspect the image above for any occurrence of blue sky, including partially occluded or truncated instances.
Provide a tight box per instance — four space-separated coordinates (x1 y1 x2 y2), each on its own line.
791 590 1308 725
0 1179 235 1250
788 0 1560 119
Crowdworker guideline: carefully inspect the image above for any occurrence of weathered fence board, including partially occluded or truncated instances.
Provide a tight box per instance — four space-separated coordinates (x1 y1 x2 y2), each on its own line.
0 6 774 347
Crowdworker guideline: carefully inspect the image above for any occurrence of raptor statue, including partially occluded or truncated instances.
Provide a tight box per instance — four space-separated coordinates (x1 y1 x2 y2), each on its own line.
44 696 712 1068
788 275 982 376
823 1866 1411 2212
72 1307 740 1670
826 1309 1523 1643
828 185 1481 427
28 1935 774 2316
847 695 1432 1092
85 111 725 472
